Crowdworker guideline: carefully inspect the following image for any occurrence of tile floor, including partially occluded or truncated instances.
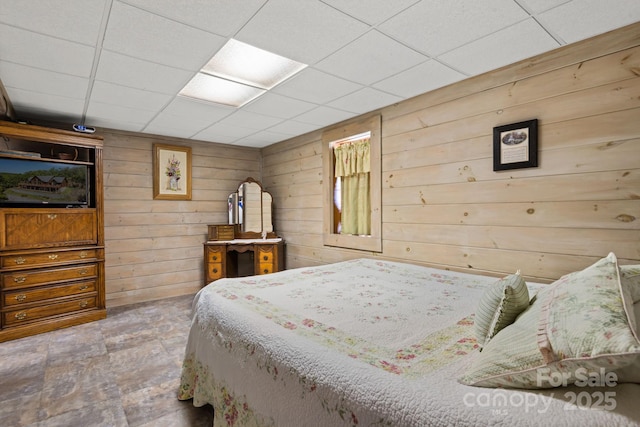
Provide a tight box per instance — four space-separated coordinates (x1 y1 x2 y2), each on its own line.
0 294 213 427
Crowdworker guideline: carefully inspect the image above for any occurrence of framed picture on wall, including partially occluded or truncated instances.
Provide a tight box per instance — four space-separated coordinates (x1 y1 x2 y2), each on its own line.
153 144 192 200
493 119 538 171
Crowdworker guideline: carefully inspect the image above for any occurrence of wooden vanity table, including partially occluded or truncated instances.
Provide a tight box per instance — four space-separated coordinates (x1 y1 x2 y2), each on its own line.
204 239 284 284
203 178 284 284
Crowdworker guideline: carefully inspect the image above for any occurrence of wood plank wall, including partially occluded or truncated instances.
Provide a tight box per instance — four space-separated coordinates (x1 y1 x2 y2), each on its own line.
261 23 640 283
102 130 260 307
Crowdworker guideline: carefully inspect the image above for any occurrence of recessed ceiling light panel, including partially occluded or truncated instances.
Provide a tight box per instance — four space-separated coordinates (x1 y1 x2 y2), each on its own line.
179 39 306 108
202 39 307 89
179 73 265 107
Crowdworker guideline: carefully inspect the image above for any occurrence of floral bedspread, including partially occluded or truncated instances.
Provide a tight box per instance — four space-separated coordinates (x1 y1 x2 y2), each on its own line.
178 258 640 427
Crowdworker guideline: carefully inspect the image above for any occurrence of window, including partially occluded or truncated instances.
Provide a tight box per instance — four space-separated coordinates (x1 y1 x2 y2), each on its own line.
322 114 381 252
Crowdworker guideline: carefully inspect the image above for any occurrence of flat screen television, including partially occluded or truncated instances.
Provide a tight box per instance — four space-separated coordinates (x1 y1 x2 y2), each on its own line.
0 157 90 208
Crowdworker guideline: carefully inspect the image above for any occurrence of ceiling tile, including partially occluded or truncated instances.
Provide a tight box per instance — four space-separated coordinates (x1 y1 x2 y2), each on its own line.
216 111 283 131
266 120 323 136
315 30 428 85
86 100 158 125
536 0 640 44
143 114 210 138
517 0 570 14
91 81 172 111
120 0 267 36
0 0 106 45
242 93 317 119
439 19 560 76
327 87 403 114
271 68 363 104
144 97 235 137
143 112 216 138
321 0 421 25
0 25 95 77
194 122 258 140
379 0 530 56
103 1 226 71
160 97 235 122
0 61 89 99
8 88 85 121
234 130 291 147
293 106 358 127
235 0 369 64
190 127 239 144
373 60 466 98
96 51 193 94
141 122 200 139
91 118 145 133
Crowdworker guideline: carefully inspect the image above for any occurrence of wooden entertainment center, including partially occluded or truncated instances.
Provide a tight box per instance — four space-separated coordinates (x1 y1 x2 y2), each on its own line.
0 121 105 342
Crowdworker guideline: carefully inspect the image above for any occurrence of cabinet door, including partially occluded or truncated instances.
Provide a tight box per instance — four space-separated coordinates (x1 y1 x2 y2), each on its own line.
1 210 98 249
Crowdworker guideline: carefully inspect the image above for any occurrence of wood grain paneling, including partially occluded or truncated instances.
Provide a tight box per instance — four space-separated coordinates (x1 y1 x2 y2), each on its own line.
102 130 260 307
262 22 640 283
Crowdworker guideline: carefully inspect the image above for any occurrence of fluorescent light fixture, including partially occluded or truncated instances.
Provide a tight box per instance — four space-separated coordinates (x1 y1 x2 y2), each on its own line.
180 73 265 107
202 39 307 89
179 39 306 107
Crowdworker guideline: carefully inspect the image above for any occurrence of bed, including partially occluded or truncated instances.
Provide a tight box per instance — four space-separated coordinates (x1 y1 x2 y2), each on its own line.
178 256 640 426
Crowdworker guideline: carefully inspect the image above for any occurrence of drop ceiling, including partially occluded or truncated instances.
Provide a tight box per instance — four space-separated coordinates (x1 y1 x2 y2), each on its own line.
1 0 639 148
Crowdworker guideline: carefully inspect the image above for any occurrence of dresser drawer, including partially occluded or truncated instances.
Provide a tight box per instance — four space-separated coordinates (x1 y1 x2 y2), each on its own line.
1 210 97 250
258 262 274 275
3 280 96 307
1 264 97 290
256 245 275 275
3 296 97 326
1 249 98 270
206 247 224 263
207 264 224 281
257 250 273 263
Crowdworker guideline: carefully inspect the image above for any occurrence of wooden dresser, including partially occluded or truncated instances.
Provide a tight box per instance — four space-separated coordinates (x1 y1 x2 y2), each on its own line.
0 121 106 342
204 239 284 284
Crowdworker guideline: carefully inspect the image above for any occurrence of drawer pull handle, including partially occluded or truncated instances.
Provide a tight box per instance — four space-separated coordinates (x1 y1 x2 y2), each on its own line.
48 254 59 260
212 268 218 274
263 269 269 274
212 256 218 261
79 300 88 309
78 285 89 291
15 312 27 320
79 251 88 258
13 276 26 284
14 257 26 265
79 268 88 275
263 256 268 261
15 294 27 302
47 214 57 220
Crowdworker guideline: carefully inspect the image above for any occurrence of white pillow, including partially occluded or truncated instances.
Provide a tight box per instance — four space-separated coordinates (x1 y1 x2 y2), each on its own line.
474 272 529 349
461 253 640 388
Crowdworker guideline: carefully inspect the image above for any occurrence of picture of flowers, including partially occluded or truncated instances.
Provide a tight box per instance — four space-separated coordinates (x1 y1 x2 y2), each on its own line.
153 144 192 200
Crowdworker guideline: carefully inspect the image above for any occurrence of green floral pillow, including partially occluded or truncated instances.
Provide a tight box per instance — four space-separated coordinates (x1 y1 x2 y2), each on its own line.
460 253 640 388
621 265 640 303
474 272 529 349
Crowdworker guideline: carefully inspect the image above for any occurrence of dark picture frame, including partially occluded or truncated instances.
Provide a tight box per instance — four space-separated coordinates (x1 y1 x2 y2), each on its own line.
493 119 538 171
153 143 192 200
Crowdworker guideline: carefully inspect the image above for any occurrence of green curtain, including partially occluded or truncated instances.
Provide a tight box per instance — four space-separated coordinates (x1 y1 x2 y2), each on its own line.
334 138 371 235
